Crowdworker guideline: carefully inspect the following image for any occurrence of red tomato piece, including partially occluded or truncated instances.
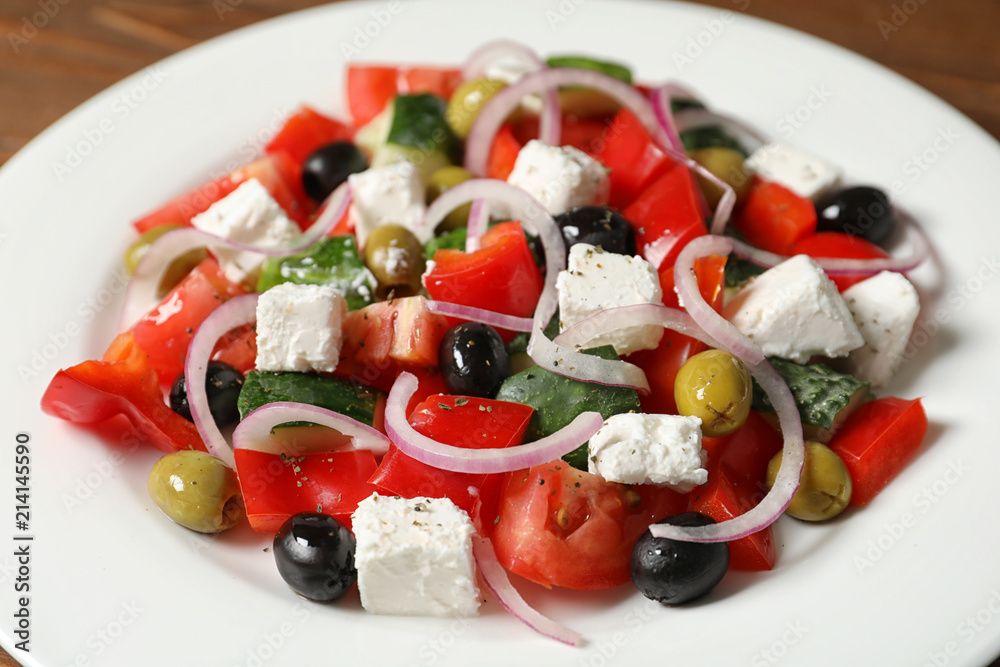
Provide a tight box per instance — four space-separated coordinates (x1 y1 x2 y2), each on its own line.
210 323 257 376
587 108 677 209
336 296 450 392
829 397 928 505
689 411 784 571
235 448 379 534
265 105 354 166
423 221 544 340
130 257 247 393
511 114 612 153
487 123 523 180
346 65 462 126
623 164 707 272
369 395 533 528
40 332 204 454
733 180 817 255
132 154 310 233
492 461 687 590
789 231 891 291
628 254 726 415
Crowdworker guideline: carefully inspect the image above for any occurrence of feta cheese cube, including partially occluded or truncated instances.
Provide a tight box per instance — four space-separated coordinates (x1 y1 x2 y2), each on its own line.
588 413 707 491
348 161 427 247
840 271 920 387
556 244 664 355
745 143 841 201
190 178 301 284
352 494 480 618
723 254 864 364
255 283 347 374
506 140 609 215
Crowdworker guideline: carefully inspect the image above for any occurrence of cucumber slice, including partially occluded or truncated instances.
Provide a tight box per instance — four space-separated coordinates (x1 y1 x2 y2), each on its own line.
238 371 384 428
256 236 376 311
545 55 633 83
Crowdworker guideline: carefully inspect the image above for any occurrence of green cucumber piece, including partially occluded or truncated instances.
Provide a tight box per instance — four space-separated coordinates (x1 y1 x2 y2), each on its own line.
423 226 467 261
546 55 633 84
238 371 384 427
752 359 870 441
386 94 458 160
495 345 641 471
724 253 766 288
680 126 748 157
256 236 376 311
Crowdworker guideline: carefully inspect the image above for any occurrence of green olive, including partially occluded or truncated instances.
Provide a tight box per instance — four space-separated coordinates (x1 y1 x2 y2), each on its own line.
767 441 852 522
363 224 425 297
674 349 752 437
124 224 207 296
426 166 475 232
148 450 243 533
690 147 754 209
446 78 507 140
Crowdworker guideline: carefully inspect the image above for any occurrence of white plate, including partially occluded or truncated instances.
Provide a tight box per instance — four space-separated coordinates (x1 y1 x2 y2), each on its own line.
2 1 999 665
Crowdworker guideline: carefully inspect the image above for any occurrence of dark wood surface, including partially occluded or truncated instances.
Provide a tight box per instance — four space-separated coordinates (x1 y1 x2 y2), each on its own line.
1 1 997 665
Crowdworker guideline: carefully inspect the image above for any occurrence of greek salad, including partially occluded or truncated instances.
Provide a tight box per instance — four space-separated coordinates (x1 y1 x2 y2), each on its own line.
40 40 930 644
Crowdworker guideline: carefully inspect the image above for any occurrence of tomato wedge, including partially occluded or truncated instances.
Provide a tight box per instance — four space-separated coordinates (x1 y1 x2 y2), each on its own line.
829 397 928 505
733 179 817 255
369 395 533 528
623 163 707 272
587 108 676 209
235 448 379 533
346 64 463 125
789 231 891 291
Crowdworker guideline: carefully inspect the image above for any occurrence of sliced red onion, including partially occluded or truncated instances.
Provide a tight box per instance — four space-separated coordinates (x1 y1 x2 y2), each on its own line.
425 300 533 333
465 198 489 253
461 39 561 149
184 293 259 469
465 67 672 177
674 235 765 365
649 84 686 154
471 535 582 647
385 372 602 474
730 213 930 275
674 106 770 152
650 356 804 542
118 183 351 330
232 401 390 456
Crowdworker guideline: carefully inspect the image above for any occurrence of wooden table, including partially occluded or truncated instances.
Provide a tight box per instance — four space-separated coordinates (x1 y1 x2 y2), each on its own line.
1 1 997 665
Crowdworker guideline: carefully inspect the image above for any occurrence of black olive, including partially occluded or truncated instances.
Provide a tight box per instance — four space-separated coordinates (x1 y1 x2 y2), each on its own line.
301 141 368 202
554 205 637 255
273 513 356 602
815 186 895 245
630 512 729 605
439 323 512 398
169 361 244 428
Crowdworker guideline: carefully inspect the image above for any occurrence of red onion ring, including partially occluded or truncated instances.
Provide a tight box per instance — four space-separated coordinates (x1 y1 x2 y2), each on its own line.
649 84 686 154
461 39 561 147
184 293 259 469
465 198 489 253
464 67 672 178
674 106 770 152
472 535 582 647
119 182 351 330
232 401 390 457
551 302 804 543
425 300 533 333
674 235 765 365
385 372 603 474
730 214 930 276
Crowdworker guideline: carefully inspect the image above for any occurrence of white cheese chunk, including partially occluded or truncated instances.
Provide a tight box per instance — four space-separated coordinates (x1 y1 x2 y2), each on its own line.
347 161 427 248
352 494 480 618
190 178 301 284
506 140 609 215
840 271 920 387
556 243 664 355
255 283 346 374
745 143 842 201
723 254 864 364
588 413 707 491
